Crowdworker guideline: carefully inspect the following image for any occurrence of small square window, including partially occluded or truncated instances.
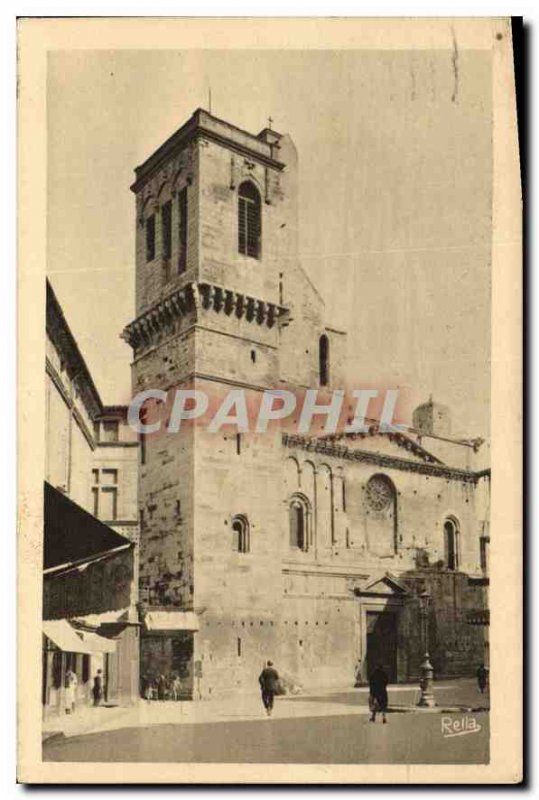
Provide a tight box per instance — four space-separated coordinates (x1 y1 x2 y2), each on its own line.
102 420 119 443
101 468 118 485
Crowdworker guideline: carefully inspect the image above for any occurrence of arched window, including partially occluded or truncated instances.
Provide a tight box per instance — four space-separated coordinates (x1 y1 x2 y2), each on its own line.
319 334 329 386
238 181 261 259
364 473 398 556
232 515 250 554
289 494 311 552
444 518 459 571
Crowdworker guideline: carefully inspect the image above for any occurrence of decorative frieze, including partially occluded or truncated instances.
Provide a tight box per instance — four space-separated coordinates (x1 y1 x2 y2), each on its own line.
121 281 289 352
325 427 443 464
282 433 489 484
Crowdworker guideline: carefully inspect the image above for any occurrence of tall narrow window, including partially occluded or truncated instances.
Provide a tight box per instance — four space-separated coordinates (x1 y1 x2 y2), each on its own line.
92 469 99 516
444 518 459 571
162 200 172 260
365 474 398 556
140 406 147 466
146 214 156 262
480 536 489 572
232 515 250 553
289 494 310 552
319 334 330 386
92 469 118 521
238 181 261 259
178 188 188 273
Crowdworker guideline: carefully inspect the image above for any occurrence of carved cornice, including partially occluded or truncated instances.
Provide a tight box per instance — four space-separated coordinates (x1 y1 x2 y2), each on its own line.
322 427 442 464
46 358 97 450
283 433 488 484
45 357 72 410
47 280 103 419
131 109 284 194
121 281 289 352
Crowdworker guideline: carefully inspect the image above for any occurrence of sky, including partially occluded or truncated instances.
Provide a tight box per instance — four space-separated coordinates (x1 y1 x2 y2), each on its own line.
47 48 491 440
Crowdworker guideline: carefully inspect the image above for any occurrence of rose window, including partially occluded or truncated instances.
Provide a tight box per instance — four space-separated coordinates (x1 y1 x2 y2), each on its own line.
365 475 394 511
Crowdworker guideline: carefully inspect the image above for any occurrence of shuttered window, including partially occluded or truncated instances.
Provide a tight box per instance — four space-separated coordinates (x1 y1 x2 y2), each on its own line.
238 182 261 259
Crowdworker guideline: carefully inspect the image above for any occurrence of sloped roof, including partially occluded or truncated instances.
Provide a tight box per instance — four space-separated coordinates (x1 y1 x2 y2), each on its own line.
46 280 103 420
322 425 443 464
44 482 132 572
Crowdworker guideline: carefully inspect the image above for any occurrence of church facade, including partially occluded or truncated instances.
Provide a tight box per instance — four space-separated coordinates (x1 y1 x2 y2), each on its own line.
122 109 490 699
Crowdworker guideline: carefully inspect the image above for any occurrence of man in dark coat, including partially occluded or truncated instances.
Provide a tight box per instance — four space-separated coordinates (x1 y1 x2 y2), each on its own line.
157 673 167 701
368 663 389 723
476 663 488 694
92 669 103 707
258 661 280 716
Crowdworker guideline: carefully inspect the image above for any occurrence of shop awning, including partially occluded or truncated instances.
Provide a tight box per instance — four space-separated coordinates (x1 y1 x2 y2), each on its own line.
144 611 199 632
43 620 116 654
44 482 133 574
43 620 93 654
78 630 116 653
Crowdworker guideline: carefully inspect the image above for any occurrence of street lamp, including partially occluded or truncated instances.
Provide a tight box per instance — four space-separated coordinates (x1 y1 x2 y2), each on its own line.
417 590 436 708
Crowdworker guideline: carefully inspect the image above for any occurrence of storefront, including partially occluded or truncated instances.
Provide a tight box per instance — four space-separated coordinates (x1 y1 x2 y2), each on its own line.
43 483 140 713
42 619 116 715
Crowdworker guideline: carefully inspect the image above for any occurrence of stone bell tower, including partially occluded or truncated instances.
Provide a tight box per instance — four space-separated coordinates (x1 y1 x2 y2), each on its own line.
122 109 314 696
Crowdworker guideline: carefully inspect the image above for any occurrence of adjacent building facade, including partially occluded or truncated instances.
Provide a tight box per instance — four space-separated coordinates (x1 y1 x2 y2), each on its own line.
43 281 140 714
122 109 490 699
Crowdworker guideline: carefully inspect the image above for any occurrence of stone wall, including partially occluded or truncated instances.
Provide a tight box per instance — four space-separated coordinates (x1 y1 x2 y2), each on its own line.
126 111 489 699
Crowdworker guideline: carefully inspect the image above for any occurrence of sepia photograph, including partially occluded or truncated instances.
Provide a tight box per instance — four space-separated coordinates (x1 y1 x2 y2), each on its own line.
17 17 522 784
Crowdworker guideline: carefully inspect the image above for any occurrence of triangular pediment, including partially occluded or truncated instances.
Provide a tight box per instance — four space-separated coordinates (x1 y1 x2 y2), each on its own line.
360 572 410 596
321 428 443 465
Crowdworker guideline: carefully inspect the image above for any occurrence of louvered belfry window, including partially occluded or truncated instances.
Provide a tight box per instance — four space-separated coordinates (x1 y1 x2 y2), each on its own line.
238 181 261 259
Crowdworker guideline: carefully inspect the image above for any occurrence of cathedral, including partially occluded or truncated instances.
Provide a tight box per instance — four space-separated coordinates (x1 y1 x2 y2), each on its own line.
121 108 490 699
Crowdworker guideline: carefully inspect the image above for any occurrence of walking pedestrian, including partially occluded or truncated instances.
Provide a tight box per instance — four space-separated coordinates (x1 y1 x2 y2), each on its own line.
258 660 280 717
157 673 167 701
476 663 488 694
368 663 389 724
92 669 104 707
146 676 157 701
170 674 182 701
64 668 78 715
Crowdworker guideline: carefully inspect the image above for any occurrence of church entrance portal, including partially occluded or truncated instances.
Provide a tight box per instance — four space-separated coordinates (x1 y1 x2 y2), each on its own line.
366 610 398 683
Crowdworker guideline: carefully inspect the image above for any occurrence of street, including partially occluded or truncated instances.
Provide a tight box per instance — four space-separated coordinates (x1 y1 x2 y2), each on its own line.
44 709 489 764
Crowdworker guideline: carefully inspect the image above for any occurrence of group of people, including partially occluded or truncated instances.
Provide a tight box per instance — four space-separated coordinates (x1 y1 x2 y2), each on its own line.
257 660 489 723
141 673 184 701
64 668 104 714
257 660 390 722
